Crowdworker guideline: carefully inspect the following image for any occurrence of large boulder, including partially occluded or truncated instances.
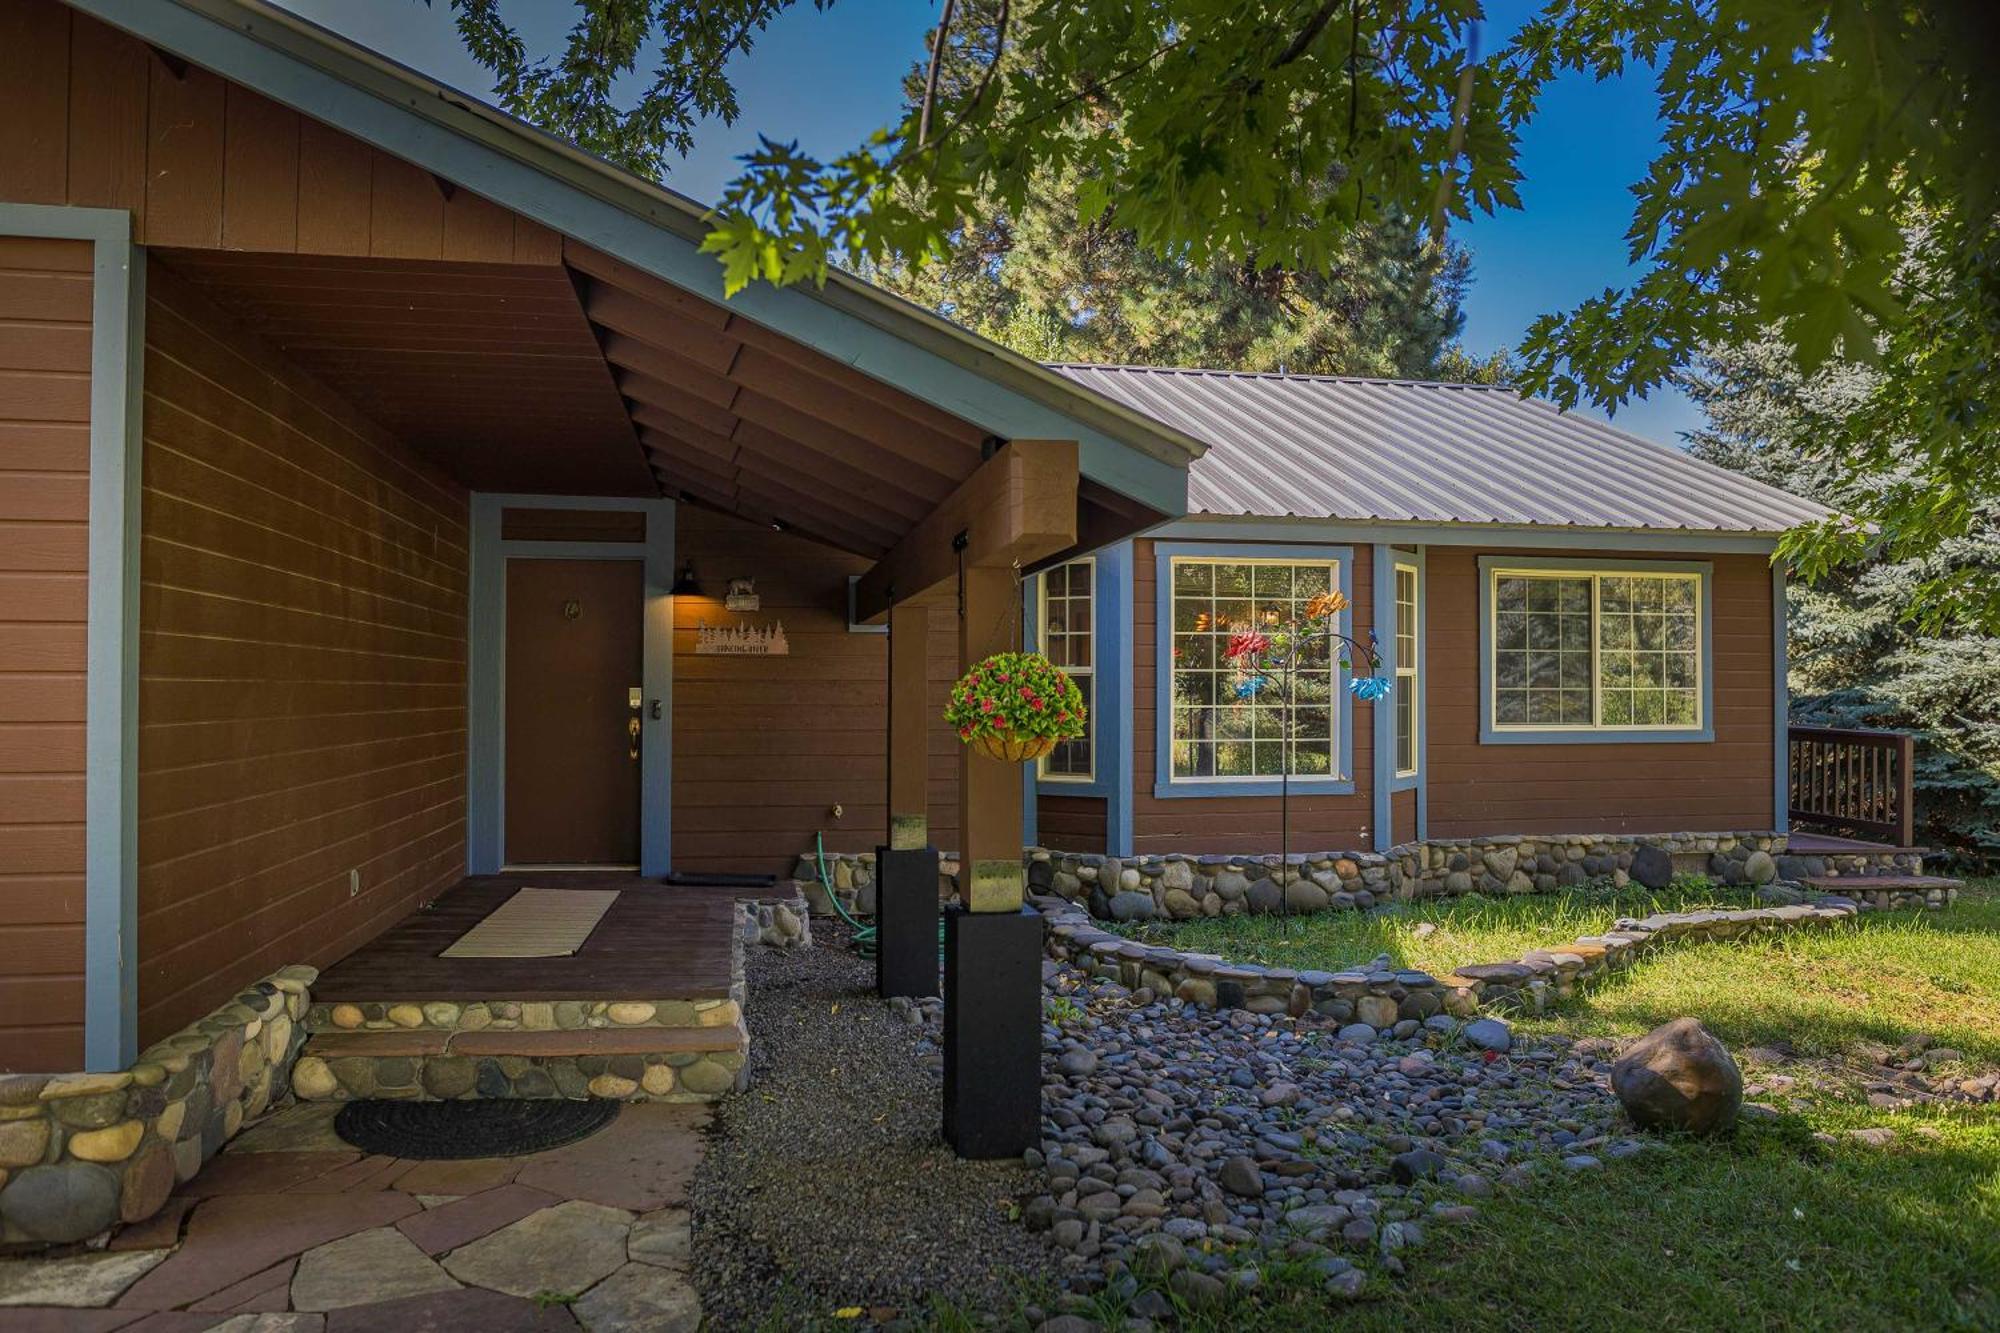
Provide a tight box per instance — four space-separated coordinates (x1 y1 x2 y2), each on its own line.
1612 1018 1743 1135
1628 844 1674 890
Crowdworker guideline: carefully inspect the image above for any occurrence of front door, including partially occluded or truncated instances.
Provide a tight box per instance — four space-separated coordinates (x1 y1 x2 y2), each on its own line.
504 558 644 865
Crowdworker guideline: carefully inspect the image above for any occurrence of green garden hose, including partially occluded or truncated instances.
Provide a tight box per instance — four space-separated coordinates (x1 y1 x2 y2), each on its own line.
814 831 878 959
812 831 947 963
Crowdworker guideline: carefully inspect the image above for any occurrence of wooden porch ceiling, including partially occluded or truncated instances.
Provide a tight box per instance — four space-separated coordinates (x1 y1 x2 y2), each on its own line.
160 245 1161 561
563 243 990 557
153 249 655 495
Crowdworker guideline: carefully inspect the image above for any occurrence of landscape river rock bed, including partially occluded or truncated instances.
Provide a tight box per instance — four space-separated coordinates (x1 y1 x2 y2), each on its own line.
1029 959 1650 1314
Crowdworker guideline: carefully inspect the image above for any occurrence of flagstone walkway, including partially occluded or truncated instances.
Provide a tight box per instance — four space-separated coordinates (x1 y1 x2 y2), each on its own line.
0 1101 707 1332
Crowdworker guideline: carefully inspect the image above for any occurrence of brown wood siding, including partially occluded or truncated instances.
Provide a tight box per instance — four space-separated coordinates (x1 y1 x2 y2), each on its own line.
136 261 469 1046
1130 539 1377 856
670 507 963 876
0 0 560 263
1037 794 1106 853
0 233 90 1072
1391 786 1418 846
1423 547 1776 836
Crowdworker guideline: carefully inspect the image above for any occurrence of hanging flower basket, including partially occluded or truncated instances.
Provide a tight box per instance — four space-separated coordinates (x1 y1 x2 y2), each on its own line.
973 731 1057 763
944 651 1086 764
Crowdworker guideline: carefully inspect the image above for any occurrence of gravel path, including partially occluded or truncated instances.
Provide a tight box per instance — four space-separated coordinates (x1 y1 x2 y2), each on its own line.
690 925 1053 1328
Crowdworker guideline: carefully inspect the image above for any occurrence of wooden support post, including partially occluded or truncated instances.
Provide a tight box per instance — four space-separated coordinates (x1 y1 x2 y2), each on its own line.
877 602 940 999
853 440 1079 624
887 602 929 851
959 563 1026 912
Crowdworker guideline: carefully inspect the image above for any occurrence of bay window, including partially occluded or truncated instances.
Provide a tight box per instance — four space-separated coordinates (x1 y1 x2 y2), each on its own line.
1167 555 1345 783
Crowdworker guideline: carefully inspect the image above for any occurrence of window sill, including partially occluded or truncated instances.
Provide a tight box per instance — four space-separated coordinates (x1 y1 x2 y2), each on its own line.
1479 726 1714 745
1153 777 1356 799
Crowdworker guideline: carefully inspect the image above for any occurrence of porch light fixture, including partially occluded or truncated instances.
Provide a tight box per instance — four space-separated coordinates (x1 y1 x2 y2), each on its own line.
670 561 702 597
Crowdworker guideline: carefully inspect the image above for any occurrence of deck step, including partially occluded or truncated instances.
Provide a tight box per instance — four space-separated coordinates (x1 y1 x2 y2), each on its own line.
291 1018 750 1104
301 1023 746 1061
1801 874 1963 891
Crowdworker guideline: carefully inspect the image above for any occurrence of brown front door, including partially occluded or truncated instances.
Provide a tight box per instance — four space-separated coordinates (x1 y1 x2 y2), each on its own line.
504 558 644 865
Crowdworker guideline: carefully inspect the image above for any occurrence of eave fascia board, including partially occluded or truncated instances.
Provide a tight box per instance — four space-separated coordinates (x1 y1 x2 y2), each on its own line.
1146 515 1787 555
66 0 1200 515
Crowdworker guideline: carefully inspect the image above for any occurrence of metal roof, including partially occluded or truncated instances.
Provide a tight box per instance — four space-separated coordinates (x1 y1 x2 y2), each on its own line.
1049 364 1831 534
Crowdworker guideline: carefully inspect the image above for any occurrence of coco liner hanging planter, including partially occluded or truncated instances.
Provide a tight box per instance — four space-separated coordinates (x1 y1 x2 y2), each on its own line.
945 650 1086 764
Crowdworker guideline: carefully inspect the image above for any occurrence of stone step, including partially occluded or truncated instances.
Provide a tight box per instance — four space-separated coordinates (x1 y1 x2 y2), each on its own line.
290 1020 750 1104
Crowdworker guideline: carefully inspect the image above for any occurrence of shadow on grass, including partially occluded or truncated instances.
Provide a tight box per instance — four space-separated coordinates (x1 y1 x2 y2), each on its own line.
1017 1108 2000 1333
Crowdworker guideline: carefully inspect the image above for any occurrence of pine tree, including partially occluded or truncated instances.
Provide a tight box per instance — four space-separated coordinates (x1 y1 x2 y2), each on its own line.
1687 337 2000 868
862 0 1503 382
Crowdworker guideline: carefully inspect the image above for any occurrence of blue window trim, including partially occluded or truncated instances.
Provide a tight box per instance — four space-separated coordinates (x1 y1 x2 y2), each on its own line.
468 494 676 875
1024 544 1134 853
1477 554 1715 745
1153 542 1356 799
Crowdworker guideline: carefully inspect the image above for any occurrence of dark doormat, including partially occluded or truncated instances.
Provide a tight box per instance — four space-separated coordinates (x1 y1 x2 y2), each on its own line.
333 1098 622 1159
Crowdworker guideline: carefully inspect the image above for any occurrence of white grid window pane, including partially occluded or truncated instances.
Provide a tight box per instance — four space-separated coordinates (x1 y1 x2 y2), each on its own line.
1041 560 1094 778
1596 574 1699 729
1394 564 1418 775
1493 575 1592 726
1170 559 1339 780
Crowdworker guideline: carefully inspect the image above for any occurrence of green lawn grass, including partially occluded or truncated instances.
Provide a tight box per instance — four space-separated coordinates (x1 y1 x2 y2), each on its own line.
1112 877 1768 986
1022 880 2000 1332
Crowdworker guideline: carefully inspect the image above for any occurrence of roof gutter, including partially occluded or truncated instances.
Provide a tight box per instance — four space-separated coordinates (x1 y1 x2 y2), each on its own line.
107 0 1207 473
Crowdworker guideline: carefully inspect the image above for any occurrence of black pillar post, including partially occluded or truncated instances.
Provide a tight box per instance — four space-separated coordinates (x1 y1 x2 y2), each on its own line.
874 844 940 999
942 905 1043 1159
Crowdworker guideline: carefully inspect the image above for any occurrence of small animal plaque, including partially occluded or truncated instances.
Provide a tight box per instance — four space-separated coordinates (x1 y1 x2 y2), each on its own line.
696 621 789 656
724 577 761 612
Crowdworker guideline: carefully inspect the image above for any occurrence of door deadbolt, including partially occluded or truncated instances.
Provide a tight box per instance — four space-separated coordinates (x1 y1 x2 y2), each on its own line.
563 599 581 620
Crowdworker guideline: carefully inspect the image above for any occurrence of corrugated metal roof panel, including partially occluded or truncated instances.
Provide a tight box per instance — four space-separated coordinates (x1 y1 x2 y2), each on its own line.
1048 364 1830 533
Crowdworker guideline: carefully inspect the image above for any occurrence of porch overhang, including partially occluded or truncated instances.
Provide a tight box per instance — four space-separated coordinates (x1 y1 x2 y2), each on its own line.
66 0 1205 541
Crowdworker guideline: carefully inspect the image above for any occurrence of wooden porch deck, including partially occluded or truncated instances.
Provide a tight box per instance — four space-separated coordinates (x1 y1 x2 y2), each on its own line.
311 873 771 1004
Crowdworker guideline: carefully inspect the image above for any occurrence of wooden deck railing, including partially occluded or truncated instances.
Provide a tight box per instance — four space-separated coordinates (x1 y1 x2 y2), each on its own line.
1787 725 1916 848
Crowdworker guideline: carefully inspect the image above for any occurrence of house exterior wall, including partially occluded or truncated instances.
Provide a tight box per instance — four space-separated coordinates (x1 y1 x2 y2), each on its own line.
1423 546 1776 836
0 233 91 1071
1093 535 1779 862
135 260 469 1045
1390 786 1419 846
670 506 962 877
1130 536 1378 857
0 0 560 264
1037 793 1108 852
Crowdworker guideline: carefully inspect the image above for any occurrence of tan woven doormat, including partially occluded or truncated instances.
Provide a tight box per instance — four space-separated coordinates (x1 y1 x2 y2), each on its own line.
439 887 620 958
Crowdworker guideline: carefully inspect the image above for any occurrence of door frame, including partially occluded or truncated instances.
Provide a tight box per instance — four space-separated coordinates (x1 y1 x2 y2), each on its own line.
468 493 675 874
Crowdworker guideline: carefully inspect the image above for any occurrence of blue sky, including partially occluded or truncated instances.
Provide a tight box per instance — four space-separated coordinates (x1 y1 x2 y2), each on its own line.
276 0 1700 444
